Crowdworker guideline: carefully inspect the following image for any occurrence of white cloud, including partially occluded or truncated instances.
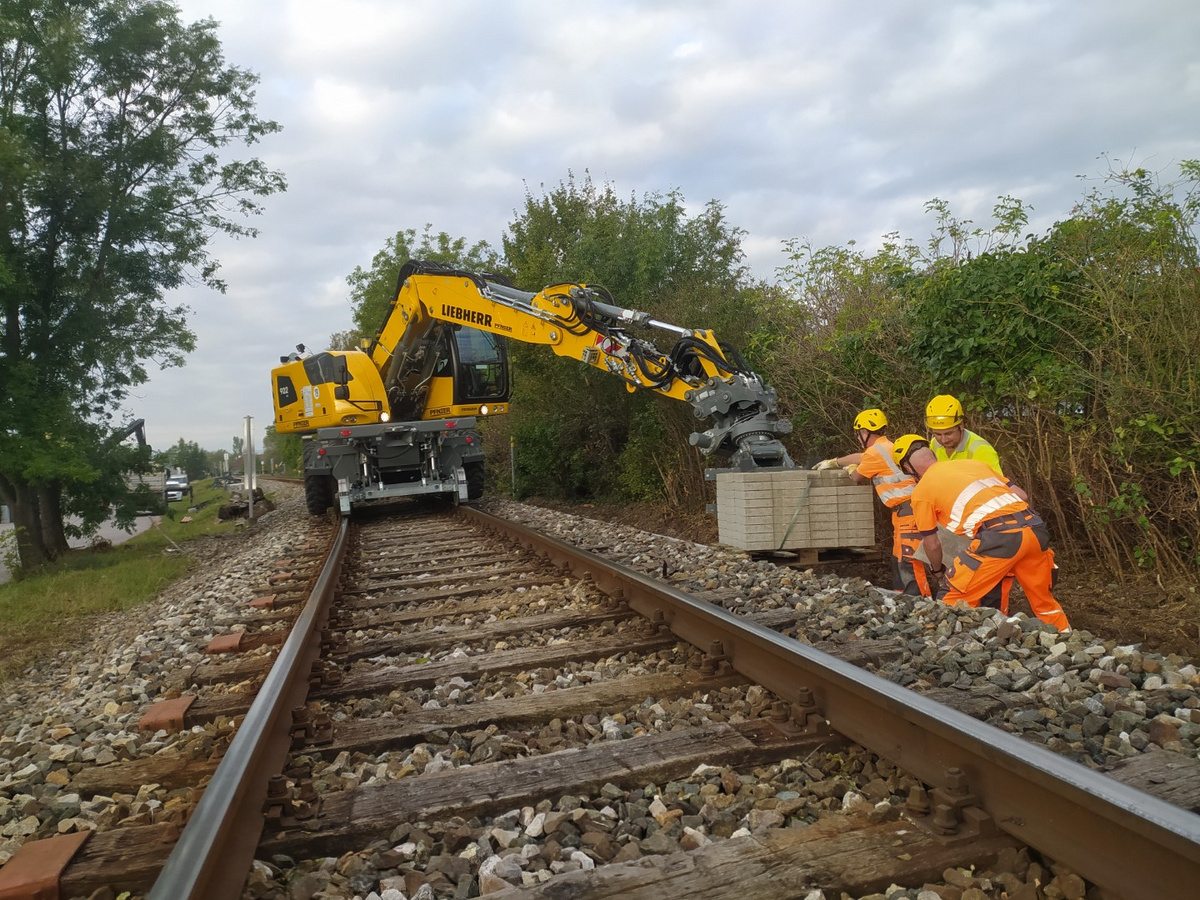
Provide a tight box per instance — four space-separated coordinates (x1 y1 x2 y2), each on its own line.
131 0 1200 452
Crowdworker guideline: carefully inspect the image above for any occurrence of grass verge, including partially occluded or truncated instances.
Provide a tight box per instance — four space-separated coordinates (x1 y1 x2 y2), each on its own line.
0 479 256 685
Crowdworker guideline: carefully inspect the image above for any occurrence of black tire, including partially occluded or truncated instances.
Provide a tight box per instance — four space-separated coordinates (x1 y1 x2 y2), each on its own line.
464 461 485 500
304 473 333 516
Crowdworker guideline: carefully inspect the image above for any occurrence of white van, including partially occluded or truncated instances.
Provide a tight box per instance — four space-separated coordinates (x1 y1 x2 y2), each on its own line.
165 470 192 503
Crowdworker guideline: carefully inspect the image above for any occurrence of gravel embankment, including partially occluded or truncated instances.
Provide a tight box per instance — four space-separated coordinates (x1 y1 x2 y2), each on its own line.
1 490 1195 900
0 484 309 859
482 498 1200 766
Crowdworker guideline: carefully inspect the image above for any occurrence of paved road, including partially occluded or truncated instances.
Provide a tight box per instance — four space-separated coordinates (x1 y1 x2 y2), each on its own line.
0 514 158 585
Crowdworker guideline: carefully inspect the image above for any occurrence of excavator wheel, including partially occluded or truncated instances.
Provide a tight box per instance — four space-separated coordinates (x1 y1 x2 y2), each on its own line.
304 472 334 516
465 462 485 501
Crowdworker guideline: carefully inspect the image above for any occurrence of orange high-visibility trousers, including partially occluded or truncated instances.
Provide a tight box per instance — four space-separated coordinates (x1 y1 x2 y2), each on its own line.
896 519 933 598
978 574 1014 614
939 513 1071 632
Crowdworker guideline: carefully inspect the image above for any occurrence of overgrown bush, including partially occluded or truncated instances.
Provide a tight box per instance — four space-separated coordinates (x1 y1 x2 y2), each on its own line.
758 162 1200 577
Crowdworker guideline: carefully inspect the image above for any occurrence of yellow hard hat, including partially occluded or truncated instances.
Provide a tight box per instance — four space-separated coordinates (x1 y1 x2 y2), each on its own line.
853 408 888 432
925 394 964 429
891 434 929 467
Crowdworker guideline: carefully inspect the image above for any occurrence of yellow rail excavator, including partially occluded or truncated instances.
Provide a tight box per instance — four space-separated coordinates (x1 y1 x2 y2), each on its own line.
272 260 794 515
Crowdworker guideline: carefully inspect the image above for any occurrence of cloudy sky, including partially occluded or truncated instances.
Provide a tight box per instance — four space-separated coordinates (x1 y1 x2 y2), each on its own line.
136 0 1200 455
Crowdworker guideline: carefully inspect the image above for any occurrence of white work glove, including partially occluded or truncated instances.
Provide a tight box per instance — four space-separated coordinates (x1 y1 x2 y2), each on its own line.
814 458 840 470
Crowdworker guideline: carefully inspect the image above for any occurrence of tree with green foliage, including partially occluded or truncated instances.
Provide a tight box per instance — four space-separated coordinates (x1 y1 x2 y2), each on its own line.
758 195 1039 460
890 167 1200 572
262 425 302 474
1028 163 1200 571
0 0 284 569
345 225 501 346
759 233 924 459
501 172 763 507
64 418 158 542
770 161 1200 576
155 438 209 481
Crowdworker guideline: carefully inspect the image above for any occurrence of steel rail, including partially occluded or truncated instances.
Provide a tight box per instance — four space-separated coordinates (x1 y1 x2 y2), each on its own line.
147 516 350 900
461 505 1200 899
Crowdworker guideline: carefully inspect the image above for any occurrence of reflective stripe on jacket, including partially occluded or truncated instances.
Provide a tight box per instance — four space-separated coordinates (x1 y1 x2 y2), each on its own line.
854 437 916 510
911 459 1029 539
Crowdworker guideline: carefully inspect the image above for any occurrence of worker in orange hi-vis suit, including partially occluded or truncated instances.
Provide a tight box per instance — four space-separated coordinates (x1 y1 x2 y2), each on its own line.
815 409 931 598
890 435 1071 633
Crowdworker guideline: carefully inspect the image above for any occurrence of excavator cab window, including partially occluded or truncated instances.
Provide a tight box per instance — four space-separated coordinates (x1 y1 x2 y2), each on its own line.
302 352 351 390
451 327 509 404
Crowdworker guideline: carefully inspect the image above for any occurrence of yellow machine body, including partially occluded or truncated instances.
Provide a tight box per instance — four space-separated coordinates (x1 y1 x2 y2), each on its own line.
271 260 791 516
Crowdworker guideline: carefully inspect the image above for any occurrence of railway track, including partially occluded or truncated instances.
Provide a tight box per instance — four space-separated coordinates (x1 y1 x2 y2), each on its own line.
1 496 1198 899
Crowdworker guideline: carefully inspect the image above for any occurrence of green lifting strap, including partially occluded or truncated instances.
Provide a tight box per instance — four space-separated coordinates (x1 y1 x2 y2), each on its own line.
777 475 815 551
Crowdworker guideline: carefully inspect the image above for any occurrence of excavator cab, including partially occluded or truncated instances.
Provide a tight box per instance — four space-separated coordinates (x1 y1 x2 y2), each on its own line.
453 326 508 404
420 325 510 419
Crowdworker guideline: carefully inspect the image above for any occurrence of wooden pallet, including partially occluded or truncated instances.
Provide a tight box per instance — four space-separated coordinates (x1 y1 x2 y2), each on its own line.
748 546 886 567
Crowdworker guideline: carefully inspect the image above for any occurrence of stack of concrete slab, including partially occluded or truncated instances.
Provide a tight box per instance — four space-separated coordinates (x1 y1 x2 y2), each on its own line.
715 468 875 552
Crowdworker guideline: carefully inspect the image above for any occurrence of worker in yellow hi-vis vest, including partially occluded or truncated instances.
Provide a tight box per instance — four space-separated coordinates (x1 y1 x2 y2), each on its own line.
924 394 1028 502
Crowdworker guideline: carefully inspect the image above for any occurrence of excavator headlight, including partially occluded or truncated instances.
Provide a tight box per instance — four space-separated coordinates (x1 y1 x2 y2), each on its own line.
380 412 390 422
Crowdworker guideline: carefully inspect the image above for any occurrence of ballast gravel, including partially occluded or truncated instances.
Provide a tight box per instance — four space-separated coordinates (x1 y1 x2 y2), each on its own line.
0 488 1195 900
481 498 1200 767
0 485 311 858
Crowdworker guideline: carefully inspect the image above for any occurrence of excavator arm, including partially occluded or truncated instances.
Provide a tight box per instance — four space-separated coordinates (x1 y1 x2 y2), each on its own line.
374 260 793 469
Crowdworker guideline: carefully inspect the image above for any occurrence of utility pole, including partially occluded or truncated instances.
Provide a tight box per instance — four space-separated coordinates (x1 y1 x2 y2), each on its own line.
243 417 256 519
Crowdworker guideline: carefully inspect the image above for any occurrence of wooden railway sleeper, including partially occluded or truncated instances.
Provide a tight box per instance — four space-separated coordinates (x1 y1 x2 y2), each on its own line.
905 766 998 844
256 588 307 610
